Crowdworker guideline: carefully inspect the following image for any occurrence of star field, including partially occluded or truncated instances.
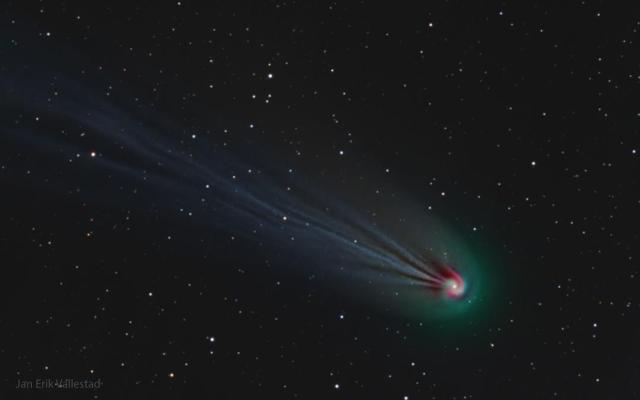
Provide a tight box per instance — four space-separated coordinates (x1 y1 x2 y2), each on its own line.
1 1 640 399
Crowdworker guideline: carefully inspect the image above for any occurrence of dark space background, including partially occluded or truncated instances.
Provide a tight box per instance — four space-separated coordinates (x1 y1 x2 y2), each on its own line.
1 1 640 399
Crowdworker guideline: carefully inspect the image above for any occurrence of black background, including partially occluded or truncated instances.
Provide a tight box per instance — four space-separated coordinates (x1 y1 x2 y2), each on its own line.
1 1 640 398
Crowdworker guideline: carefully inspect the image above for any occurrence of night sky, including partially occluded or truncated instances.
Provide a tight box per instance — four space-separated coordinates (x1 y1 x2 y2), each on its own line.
2 1 640 399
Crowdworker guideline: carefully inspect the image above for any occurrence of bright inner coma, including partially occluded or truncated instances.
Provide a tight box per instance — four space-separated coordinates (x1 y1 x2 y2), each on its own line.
443 274 466 299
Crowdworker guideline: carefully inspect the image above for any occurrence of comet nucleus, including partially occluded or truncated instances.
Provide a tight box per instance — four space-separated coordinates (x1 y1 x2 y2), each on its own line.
443 277 465 298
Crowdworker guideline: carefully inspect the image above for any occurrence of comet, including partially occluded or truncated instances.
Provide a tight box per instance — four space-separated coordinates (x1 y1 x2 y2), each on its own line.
1 64 481 318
